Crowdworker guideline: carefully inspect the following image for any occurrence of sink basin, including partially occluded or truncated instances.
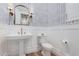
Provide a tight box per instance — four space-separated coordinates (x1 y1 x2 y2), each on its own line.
4 34 32 40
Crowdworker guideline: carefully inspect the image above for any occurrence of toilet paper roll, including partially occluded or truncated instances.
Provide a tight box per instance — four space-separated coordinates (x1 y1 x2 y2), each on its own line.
62 40 68 44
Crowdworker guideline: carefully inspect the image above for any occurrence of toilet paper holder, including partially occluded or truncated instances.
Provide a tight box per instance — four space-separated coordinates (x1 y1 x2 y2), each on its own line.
62 40 68 44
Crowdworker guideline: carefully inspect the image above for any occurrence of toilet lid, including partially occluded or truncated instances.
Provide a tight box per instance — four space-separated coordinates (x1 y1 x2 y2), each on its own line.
41 43 53 49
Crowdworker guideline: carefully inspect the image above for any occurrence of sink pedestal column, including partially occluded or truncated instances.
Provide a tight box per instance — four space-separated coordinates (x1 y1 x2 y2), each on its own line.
19 39 24 56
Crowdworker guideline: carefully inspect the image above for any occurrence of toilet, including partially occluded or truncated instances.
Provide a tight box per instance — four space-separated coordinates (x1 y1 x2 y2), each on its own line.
38 33 53 56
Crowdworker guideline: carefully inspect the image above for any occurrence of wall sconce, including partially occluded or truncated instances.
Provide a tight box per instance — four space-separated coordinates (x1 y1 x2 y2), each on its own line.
29 12 32 18
8 4 14 25
8 8 14 16
8 4 14 16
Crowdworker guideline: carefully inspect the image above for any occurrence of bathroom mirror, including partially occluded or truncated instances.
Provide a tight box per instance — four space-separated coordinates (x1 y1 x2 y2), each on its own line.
14 5 32 25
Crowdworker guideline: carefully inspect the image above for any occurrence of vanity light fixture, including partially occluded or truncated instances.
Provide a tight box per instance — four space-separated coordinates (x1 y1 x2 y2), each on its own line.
8 4 14 16
8 3 14 25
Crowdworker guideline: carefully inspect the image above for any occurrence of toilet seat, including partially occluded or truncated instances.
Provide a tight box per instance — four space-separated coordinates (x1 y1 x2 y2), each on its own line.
41 43 53 51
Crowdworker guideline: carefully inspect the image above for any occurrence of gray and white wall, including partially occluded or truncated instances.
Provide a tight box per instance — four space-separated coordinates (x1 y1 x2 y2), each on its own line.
0 3 66 26
0 3 79 56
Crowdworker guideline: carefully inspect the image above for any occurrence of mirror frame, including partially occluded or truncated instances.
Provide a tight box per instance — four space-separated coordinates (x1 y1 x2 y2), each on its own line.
14 5 31 26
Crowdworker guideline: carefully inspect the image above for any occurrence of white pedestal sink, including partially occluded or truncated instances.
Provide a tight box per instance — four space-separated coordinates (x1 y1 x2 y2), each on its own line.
2 34 32 56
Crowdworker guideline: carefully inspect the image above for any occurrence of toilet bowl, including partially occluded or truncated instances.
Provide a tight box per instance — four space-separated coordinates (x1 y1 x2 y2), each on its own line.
41 43 54 56
41 43 53 51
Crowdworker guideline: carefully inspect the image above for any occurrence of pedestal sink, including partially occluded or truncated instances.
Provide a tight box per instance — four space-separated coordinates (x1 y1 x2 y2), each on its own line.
2 33 32 56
